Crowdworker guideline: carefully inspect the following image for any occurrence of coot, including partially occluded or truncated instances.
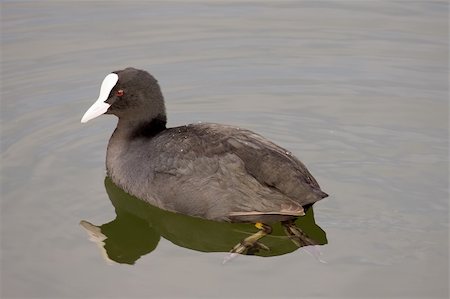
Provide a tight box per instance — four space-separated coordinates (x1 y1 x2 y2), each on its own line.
81 67 328 254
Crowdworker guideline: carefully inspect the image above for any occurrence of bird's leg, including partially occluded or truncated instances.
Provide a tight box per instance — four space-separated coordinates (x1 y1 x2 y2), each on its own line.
282 219 318 247
282 220 326 263
230 222 272 255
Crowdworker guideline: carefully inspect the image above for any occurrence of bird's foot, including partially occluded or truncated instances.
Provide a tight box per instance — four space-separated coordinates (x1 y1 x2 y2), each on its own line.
223 223 271 264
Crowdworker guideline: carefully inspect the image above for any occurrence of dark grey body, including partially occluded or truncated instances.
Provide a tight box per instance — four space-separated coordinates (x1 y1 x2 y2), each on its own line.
84 67 327 223
107 121 327 222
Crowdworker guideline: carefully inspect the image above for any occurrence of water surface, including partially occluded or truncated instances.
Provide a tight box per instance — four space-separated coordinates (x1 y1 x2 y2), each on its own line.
1 1 448 298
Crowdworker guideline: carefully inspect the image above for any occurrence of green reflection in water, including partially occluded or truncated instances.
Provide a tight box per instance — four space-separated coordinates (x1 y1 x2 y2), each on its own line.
81 177 327 264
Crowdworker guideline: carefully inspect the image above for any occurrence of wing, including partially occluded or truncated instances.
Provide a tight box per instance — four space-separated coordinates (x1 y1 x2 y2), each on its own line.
223 125 329 206
143 123 327 222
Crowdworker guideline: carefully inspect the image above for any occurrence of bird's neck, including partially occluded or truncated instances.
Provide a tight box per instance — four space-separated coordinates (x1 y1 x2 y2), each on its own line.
106 114 167 177
114 114 167 140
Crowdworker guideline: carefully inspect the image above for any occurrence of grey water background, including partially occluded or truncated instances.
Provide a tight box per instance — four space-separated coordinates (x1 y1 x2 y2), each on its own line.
1 1 448 298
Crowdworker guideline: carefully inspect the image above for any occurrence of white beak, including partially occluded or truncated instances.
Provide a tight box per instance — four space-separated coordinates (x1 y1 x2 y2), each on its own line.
81 73 119 123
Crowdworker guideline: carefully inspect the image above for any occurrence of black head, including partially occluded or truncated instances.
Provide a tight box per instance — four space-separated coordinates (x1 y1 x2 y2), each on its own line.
81 67 166 124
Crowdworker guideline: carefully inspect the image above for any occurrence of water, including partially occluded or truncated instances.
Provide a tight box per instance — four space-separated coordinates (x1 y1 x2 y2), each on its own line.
1 1 448 298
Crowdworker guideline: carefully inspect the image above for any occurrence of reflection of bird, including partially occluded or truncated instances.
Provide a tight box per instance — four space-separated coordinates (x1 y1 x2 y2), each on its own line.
81 67 328 255
79 220 113 265
79 178 328 264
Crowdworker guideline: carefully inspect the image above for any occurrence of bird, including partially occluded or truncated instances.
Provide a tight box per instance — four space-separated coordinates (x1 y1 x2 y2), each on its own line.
81 67 328 255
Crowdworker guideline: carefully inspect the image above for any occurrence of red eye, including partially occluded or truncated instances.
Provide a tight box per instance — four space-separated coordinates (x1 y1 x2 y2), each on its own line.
116 89 124 97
